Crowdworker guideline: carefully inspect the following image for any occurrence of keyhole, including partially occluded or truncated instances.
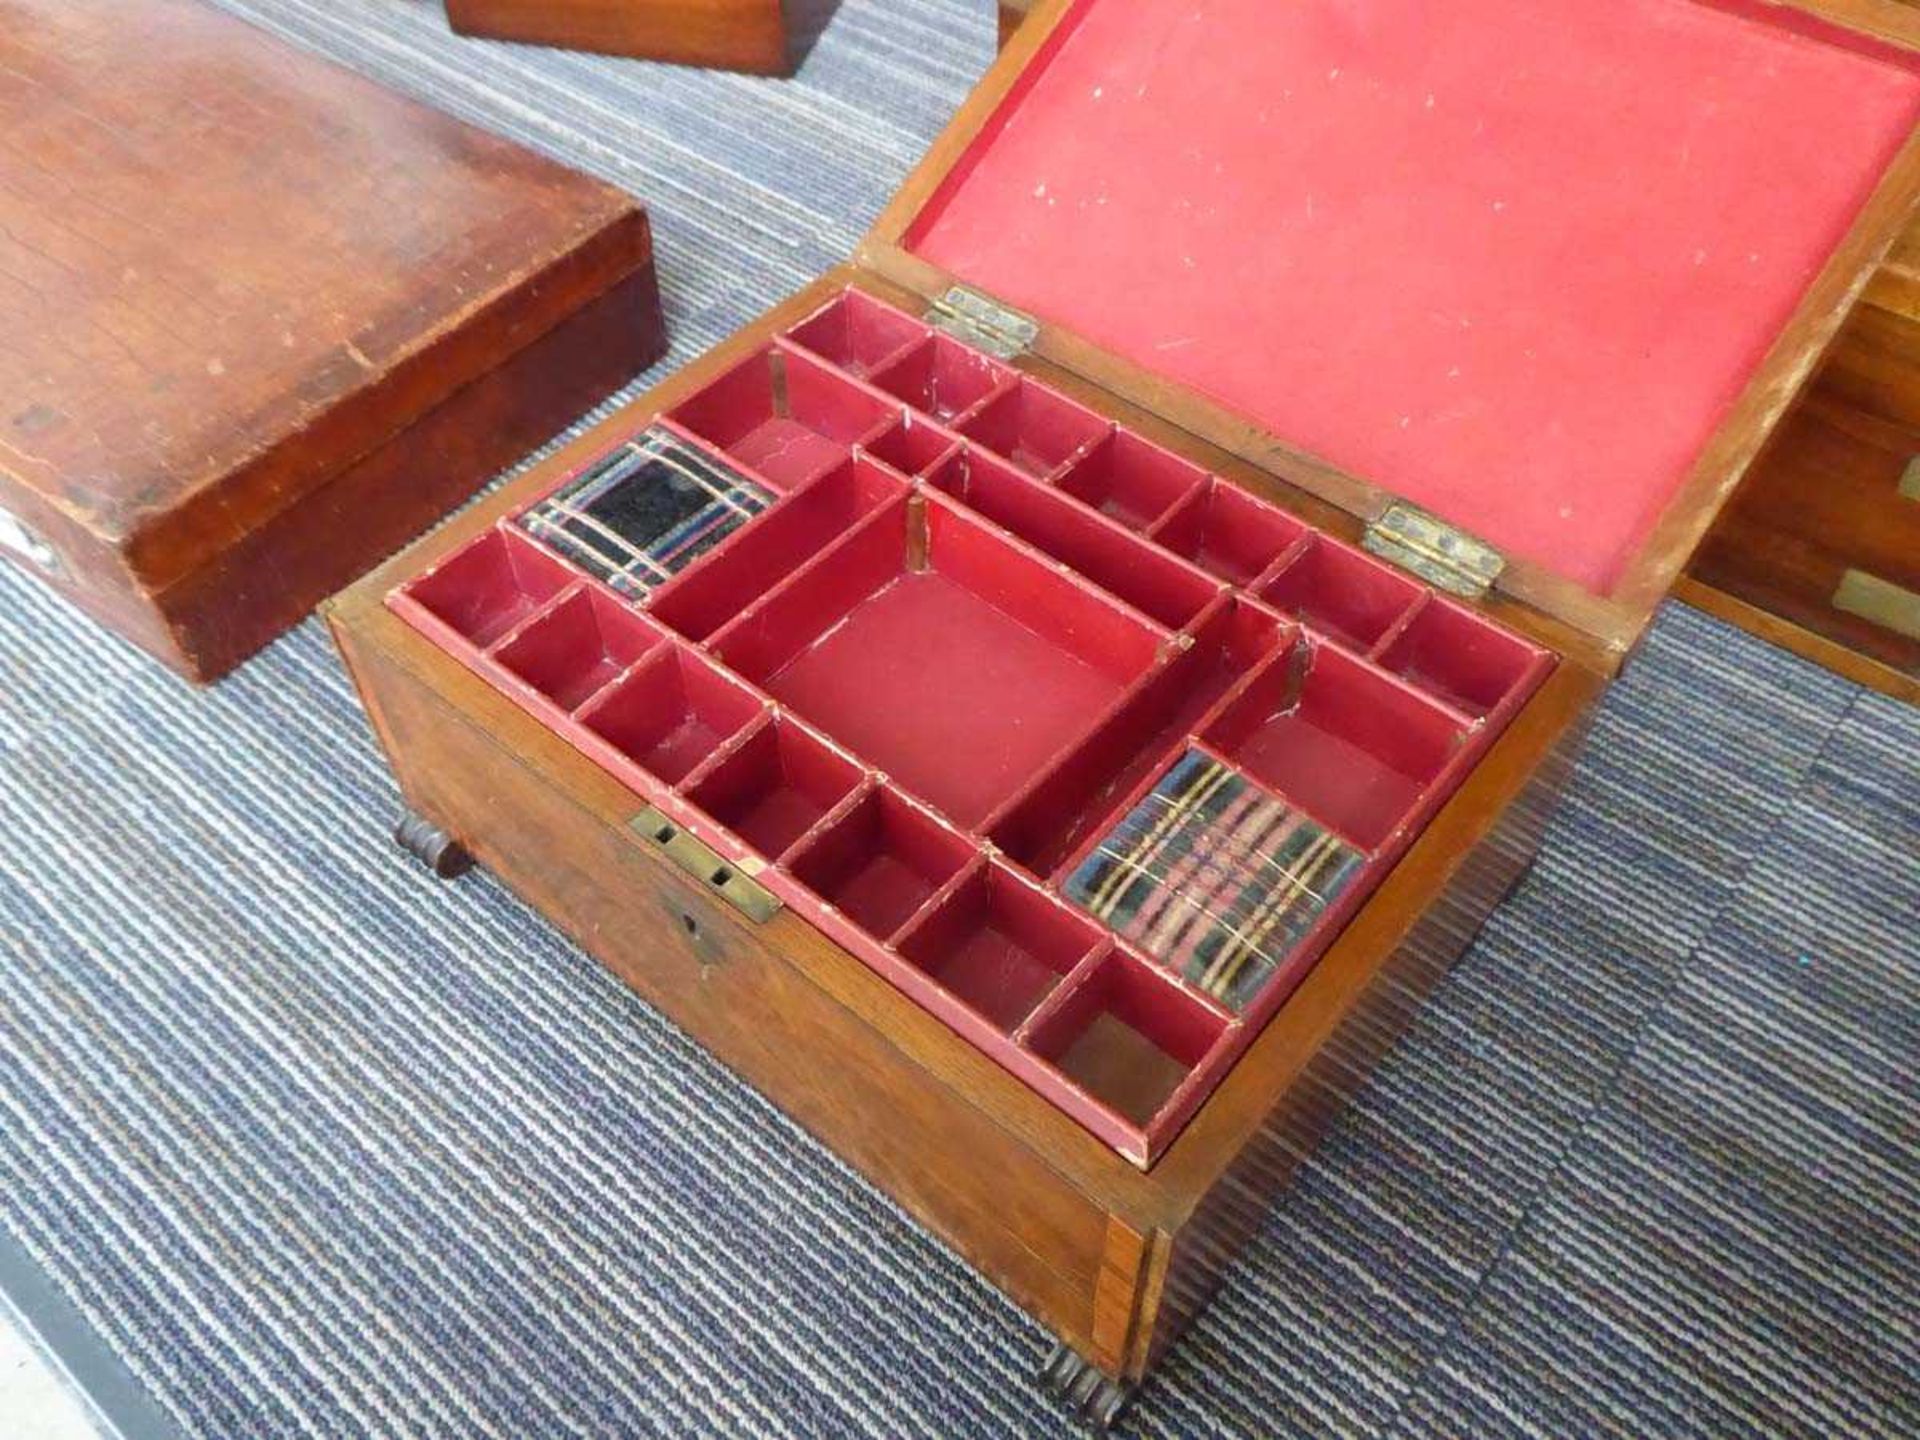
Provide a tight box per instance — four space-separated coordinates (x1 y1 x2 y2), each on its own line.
680 912 699 939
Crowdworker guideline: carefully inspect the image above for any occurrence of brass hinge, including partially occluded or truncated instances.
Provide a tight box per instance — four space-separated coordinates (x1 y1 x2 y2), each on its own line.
631 805 783 923
927 286 1038 360
1363 503 1505 600
1899 456 1920 503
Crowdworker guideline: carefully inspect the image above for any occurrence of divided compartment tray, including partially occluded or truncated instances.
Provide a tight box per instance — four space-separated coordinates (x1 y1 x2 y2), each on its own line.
388 286 1559 1166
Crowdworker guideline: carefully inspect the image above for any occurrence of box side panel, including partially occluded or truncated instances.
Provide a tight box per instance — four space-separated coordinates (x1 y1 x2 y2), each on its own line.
1138 671 1596 1375
1687 376 1920 699
331 602 1120 1362
447 0 791 73
155 263 663 682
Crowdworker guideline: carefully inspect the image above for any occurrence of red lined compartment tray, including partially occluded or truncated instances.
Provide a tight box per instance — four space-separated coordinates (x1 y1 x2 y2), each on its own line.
389 287 1557 1166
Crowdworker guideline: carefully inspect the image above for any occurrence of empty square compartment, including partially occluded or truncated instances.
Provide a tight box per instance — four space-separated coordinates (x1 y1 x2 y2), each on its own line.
1151 480 1307 585
870 334 1015 422
1375 597 1549 719
398 527 574 648
1056 431 1209 531
670 346 896 489
787 786 976 939
576 644 764 785
1201 642 1467 850
713 500 1162 828
491 587 660 710
1259 536 1424 651
784 289 928 377
647 458 905 642
861 416 960 477
987 598 1294 876
896 865 1104 1032
925 447 1219 630
1024 951 1226 1127
958 377 1110 476
683 717 862 859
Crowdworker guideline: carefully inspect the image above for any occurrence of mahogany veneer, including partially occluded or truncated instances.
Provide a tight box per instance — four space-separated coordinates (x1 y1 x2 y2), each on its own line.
447 0 793 74
332 0 1920 1419
0 0 663 682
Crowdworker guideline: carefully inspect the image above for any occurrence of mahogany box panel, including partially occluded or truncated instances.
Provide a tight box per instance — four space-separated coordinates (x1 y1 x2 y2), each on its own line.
1685 261 1920 701
446 0 793 74
0 0 665 683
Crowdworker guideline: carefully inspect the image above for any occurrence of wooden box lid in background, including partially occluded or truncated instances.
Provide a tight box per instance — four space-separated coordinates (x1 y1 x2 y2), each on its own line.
0 0 663 681
868 0 1920 663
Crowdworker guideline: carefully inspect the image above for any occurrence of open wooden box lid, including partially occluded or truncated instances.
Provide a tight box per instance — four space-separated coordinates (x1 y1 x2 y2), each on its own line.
858 0 1920 655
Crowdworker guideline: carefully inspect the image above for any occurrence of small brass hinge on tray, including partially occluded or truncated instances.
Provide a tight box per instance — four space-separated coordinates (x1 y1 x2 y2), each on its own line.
631 805 783 924
1363 503 1505 600
928 286 1038 360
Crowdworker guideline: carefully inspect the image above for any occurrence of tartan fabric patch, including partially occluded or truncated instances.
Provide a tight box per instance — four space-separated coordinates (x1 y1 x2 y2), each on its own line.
1063 750 1367 1013
516 426 774 598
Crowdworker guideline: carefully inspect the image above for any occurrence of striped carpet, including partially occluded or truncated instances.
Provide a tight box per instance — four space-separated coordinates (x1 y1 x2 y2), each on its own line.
2 2 1916 1435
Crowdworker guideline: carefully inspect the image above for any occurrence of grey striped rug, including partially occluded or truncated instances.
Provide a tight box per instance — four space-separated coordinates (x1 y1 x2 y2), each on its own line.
2 2 1915 1435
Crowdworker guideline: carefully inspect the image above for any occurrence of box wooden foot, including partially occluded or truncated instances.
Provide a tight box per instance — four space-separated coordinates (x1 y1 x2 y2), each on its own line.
393 811 475 880
1039 1342 1136 1436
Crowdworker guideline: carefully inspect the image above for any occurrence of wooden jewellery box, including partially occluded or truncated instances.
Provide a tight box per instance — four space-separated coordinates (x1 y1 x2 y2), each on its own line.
446 0 795 74
0 0 663 683
328 0 1920 1425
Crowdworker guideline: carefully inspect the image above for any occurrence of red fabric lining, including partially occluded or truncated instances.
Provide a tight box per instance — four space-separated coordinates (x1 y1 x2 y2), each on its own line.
909 0 1920 589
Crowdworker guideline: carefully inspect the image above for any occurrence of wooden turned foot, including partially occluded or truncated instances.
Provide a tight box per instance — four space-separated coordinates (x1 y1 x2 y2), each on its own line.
1039 1342 1136 1436
393 810 474 879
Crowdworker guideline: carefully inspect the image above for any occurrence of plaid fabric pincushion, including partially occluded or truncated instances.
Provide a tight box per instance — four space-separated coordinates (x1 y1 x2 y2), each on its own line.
517 425 773 598
1063 750 1367 1012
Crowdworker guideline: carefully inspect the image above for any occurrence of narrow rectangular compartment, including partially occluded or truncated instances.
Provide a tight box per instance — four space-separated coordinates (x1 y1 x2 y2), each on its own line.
1055 430 1209 531
1375 596 1550 719
399 526 574 647
647 458 905 641
713 498 1162 828
988 598 1290 875
784 289 929 377
1024 950 1226 1127
862 415 960 477
896 865 1104 1031
670 346 896 488
1151 478 1308 585
787 786 977 939
926 447 1220 629
575 642 764 786
682 716 863 858
1200 641 1467 850
491 586 661 711
1258 536 1424 651
870 333 1015 422
958 376 1111 476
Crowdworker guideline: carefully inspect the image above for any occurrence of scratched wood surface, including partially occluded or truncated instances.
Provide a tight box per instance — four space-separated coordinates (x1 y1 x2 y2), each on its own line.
0 0 660 680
